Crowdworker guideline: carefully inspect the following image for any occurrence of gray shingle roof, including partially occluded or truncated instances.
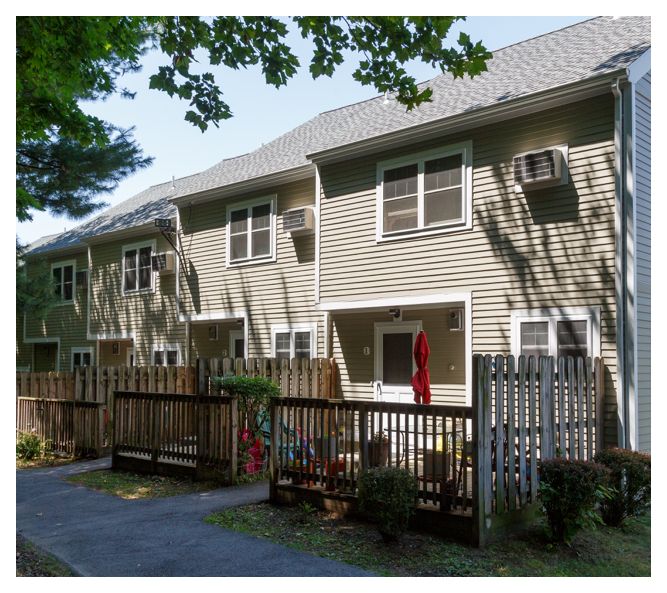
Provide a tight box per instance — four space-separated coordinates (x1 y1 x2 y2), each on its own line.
172 15 649 198
28 16 649 255
27 179 179 255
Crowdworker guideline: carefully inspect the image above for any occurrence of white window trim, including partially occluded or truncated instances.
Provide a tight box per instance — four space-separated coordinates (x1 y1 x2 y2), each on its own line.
270 323 318 359
51 260 76 305
376 141 473 242
225 195 277 267
152 343 181 366
229 329 244 358
510 307 601 359
122 240 156 295
71 347 94 371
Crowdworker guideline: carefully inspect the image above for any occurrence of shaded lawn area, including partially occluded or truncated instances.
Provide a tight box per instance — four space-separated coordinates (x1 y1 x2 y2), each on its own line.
16 454 84 470
205 503 650 577
66 469 222 499
16 534 76 577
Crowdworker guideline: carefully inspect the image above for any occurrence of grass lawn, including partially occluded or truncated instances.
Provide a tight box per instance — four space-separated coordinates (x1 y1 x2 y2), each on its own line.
16 534 76 577
16 454 83 470
66 469 222 499
205 503 650 577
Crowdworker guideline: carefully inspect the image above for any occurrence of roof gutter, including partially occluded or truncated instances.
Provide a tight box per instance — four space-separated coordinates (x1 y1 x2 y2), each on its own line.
169 163 315 207
307 71 625 165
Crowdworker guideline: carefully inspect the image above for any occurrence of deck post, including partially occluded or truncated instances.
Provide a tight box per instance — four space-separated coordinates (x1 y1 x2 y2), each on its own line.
359 403 368 472
269 399 279 502
230 396 238 485
472 354 492 547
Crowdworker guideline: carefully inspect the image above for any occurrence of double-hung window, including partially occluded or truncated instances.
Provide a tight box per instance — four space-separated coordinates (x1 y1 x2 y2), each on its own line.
123 242 154 293
153 345 179 366
512 308 599 360
52 261 75 303
271 325 316 360
377 141 472 239
227 197 276 266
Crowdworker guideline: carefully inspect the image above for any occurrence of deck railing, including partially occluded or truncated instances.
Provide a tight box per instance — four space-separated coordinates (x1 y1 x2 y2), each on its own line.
112 391 238 483
269 397 473 513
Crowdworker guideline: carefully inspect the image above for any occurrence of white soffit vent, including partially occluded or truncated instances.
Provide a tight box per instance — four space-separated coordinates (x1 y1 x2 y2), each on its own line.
151 252 175 274
283 206 314 235
513 144 568 191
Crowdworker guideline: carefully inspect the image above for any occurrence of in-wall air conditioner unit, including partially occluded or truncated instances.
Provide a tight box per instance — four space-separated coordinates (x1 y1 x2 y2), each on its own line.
76 270 88 289
513 145 568 190
283 206 315 235
151 252 175 274
449 308 464 332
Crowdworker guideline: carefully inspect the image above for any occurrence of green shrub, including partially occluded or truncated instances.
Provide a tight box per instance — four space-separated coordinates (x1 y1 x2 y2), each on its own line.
538 458 610 543
357 466 418 542
16 431 44 460
594 448 651 526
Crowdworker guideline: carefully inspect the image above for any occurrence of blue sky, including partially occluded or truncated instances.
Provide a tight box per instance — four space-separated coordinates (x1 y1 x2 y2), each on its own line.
16 16 593 244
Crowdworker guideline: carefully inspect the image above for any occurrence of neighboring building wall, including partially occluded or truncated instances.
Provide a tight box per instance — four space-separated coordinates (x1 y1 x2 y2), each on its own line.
179 178 323 359
89 233 184 366
635 71 651 452
22 250 95 371
319 95 618 436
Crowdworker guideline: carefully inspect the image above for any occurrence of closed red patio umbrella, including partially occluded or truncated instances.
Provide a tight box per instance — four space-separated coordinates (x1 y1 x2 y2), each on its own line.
411 330 431 404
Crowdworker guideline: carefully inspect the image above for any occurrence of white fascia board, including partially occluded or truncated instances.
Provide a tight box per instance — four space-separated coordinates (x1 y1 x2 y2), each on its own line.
627 48 651 84
318 292 469 313
179 310 248 323
88 332 136 341
169 164 315 208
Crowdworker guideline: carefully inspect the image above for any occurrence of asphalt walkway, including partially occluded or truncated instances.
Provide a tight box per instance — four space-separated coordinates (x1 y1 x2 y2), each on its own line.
16 458 373 576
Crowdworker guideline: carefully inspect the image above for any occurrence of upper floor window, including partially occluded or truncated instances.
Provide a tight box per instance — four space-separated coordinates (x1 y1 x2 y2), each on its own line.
376 141 472 240
226 196 276 266
123 242 154 293
52 261 75 303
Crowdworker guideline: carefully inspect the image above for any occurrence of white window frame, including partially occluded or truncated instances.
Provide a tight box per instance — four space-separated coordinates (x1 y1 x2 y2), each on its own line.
152 344 181 367
226 195 277 267
376 140 473 242
270 323 318 359
51 260 76 305
510 307 601 359
71 347 94 371
122 240 156 295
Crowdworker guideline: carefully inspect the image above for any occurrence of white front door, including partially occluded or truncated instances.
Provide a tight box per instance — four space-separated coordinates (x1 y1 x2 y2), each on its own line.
374 321 421 403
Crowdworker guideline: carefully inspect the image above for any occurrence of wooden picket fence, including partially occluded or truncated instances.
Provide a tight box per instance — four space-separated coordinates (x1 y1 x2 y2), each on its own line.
16 397 105 457
15 358 338 404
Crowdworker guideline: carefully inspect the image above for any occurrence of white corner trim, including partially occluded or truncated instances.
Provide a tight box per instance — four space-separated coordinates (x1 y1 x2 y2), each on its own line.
463 293 472 406
86 245 92 338
317 292 470 313
315 166 321 304
627 48 651 84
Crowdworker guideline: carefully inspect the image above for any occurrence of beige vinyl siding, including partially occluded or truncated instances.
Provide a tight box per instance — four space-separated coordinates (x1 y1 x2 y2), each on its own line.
16 318 32 370
179 178 322 358
23 250 95 371
635 72 651 452
331 308 466 403
89 234 184 366
320 95 618 435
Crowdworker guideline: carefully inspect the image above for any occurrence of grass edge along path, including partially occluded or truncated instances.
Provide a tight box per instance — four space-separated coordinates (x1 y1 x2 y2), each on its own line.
65 469 223 499
16 533 77 577
205 502 650 577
